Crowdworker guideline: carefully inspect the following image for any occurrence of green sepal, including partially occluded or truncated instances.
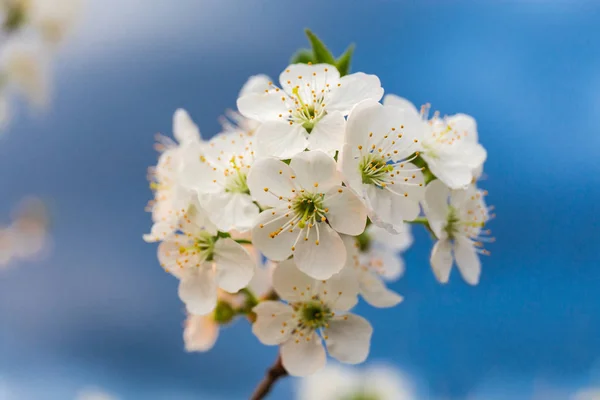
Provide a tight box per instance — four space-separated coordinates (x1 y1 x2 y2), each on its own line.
355 230 372 253
412 154 436 184
213 301 235 324
290 48 315 65
335 44 355 77
305 29 336 64
216 231 231 239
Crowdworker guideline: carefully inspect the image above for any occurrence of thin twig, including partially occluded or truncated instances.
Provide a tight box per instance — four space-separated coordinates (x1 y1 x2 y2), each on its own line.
250 354 288 400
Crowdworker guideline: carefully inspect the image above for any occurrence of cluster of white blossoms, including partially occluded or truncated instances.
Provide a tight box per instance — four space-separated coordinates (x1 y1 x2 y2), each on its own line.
0 196 49 268
0 0 81 129
144 50 493 380
298 363 416 400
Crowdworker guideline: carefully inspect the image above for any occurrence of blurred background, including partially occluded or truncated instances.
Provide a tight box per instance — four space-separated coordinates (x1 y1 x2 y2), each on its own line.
1 0 599 399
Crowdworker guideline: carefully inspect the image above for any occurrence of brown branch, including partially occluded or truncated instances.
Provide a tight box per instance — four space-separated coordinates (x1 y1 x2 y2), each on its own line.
250 353 288 400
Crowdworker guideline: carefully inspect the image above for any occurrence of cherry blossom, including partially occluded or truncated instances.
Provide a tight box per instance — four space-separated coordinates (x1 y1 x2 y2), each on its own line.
252 260 372 376
422 179 492 285
248 150 367 279
237 63 383 159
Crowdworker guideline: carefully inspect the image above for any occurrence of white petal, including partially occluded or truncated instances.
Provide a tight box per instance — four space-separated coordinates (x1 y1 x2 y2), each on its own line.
252 301 294 345
344 99 382 147
248 260 274 297
294 223 346 280
325 314 373 364
323 186 367 235
359 271 403 308
143 221 175 243
318 268 359 311
425 157 473 190
281 333 327 377
254 121 308 159
178 266 218 315
184 314 219 352
454 237 481 285
279 63 340 97
298 364 357 400
200 192 259 232
272 259 317 303
368 223 413 252
204 130 253 164
449 184 472 209
345 100 423 160
430 239 453 284
329 73 384 115
339 143 362 190
341 234 360 269
306 111 346 154
448 113 478 142
386 162 426 200
236 91 289 122
239 74 273 97
463 142 487 170
214 238 255 293
247 158 297 208
365 185 421 231
363 365 416 400
382 94 420 119
173 108 201 145
289 150 340 193
178 145 222 193
364 247 405 281
423 179 451 226
251 209 296 261
179 201 218 236
157 236 189 278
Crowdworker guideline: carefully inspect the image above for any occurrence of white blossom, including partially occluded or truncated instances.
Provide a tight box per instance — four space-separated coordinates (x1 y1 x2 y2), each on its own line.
572 388 600 400
237 63 383 159
252 260 372 376
179 129 260 232
423 179 492 285
248 150 367 279
298 363 416 400
143 109 203 242
29 0 81 45
183 258 274 352
0 197 49 268
0 37 49 107
220 74 272 135
341 99 425 233
157 205 255 315
75 388 118 400
384 94 486 189
342 223 412 308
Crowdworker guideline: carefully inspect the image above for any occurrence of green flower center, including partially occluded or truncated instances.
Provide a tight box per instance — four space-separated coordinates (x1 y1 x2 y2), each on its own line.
297 301 332 330
225 170 250 194
360 153 394 186
444 206 460 240
292 192 326 228
291 87 325 133
179 231 217 262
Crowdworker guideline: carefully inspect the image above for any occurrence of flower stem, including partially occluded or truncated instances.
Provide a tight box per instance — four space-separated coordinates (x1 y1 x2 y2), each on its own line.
234 238 252 245
250 353 288 400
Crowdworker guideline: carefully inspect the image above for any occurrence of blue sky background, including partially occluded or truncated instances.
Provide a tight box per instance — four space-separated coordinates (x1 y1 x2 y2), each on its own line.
1 0 600 399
